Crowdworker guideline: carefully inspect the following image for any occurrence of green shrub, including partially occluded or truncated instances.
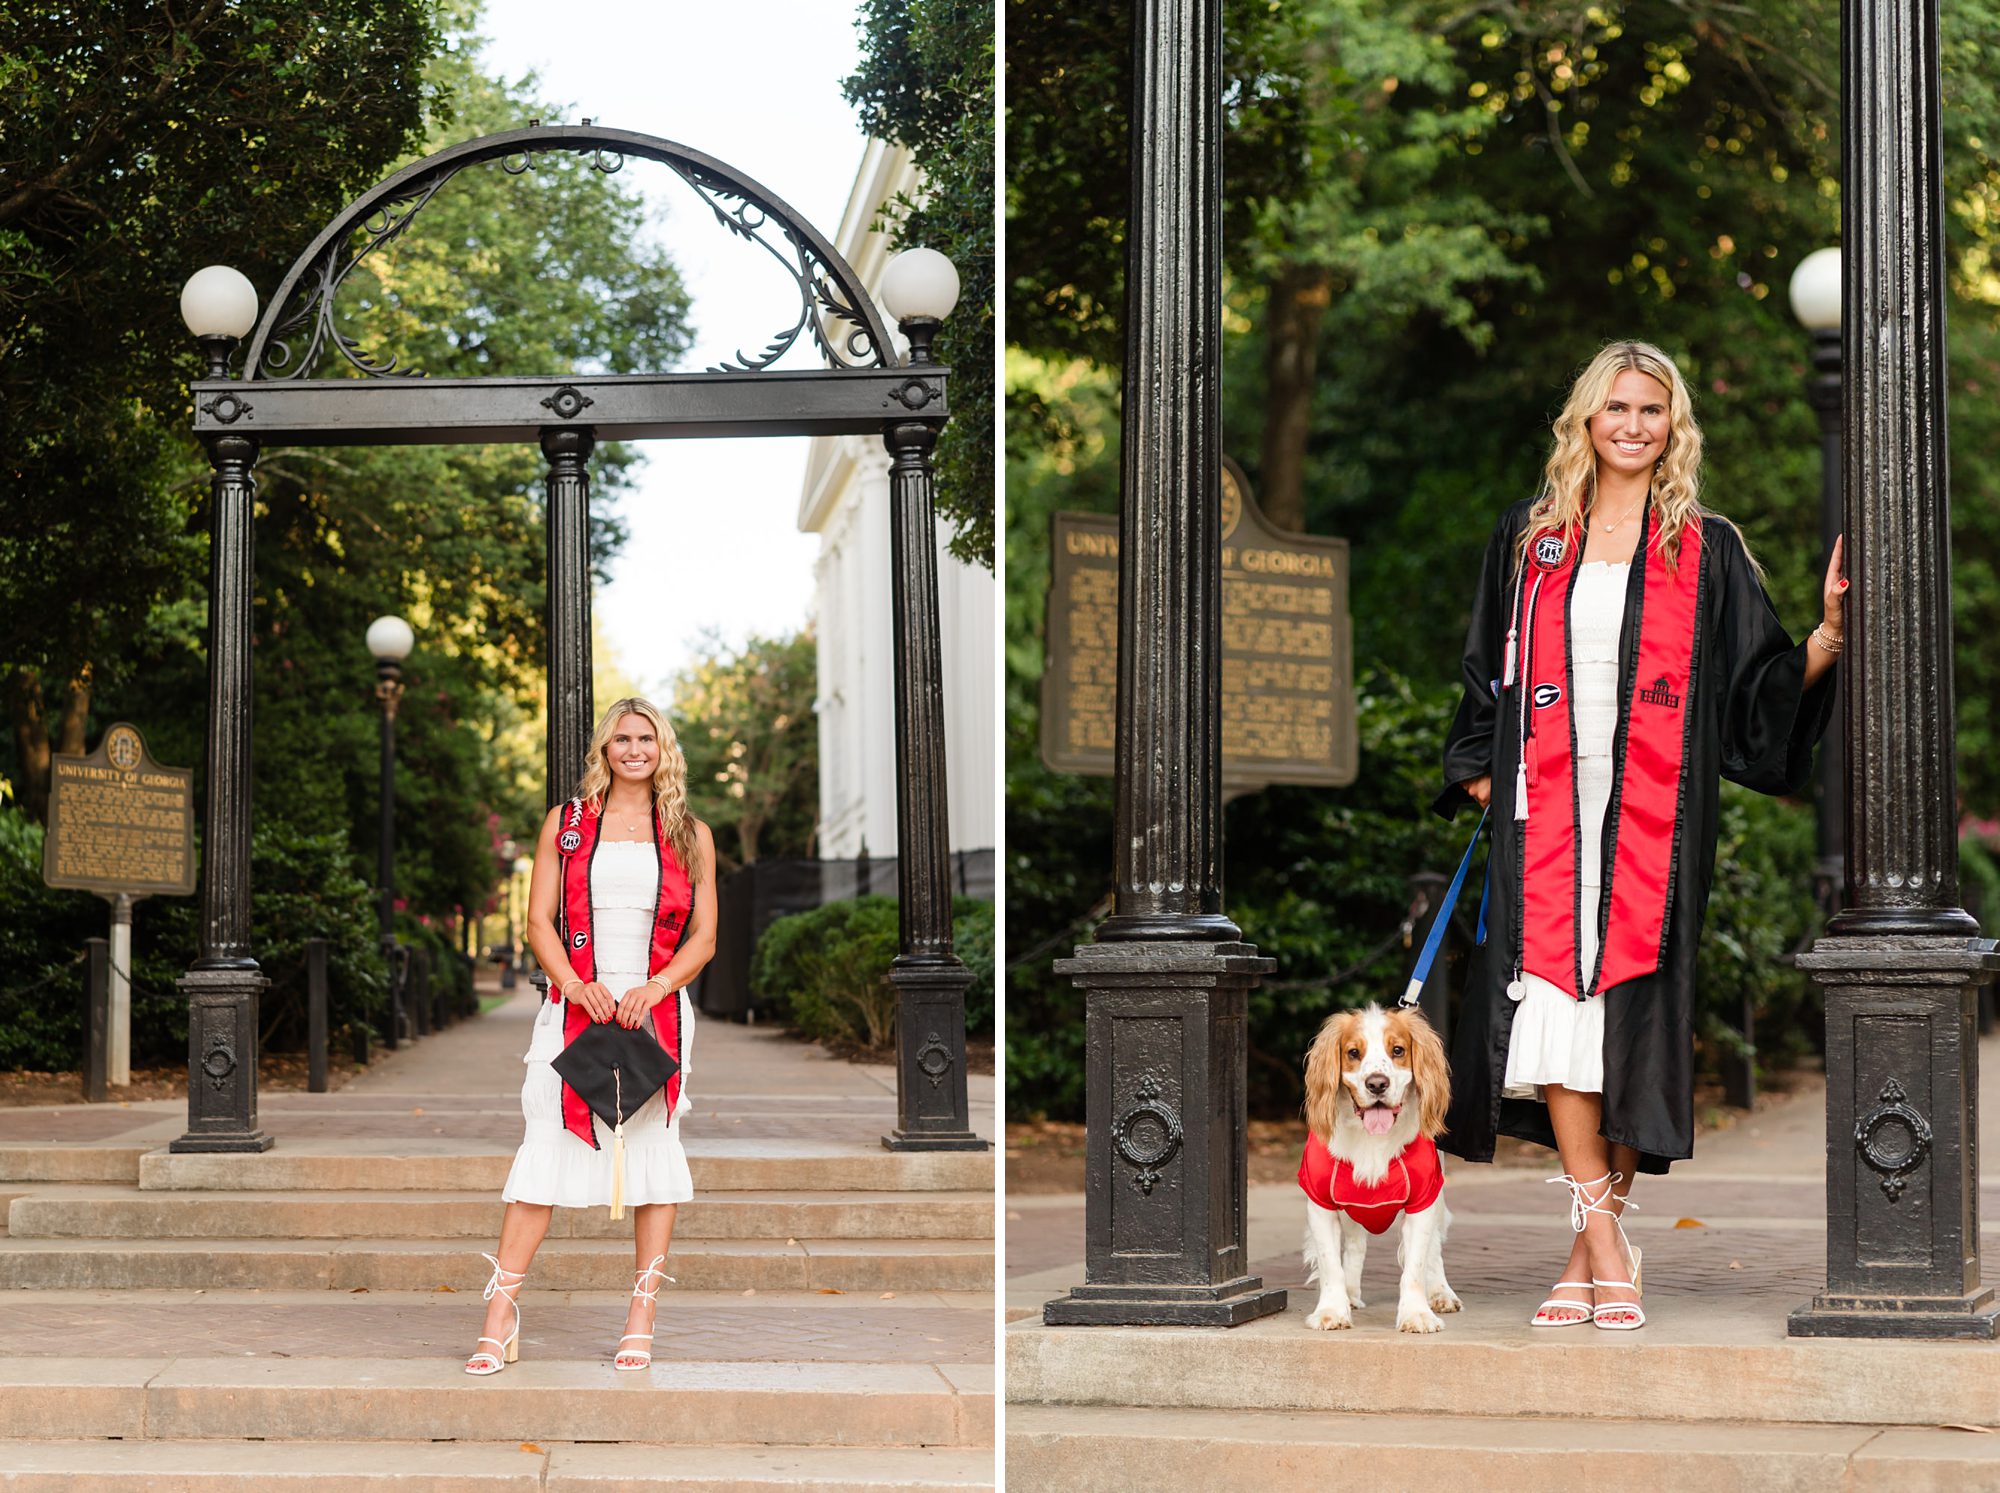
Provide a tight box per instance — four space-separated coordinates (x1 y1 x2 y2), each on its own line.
0 807 386 1072
752 895 995 1047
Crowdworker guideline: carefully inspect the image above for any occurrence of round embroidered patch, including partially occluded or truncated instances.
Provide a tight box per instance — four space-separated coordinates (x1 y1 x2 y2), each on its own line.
558 829 581 854
1532 532 1567 571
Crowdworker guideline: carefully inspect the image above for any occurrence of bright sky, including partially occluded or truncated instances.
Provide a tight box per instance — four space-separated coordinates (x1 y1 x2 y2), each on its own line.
477 0 868 695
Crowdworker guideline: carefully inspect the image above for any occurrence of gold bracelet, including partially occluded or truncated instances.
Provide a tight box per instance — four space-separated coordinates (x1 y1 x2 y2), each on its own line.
1812 623 1845 655
645 975 671 995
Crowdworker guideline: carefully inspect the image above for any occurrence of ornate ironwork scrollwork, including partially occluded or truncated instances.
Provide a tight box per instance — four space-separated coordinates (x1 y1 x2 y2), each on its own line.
260 163 467 381
1855 1076 1932 1201
663 159 879 373
245 127 894 383
201 1033 239 1093
199 392 254 425
1113 1072 1184 1195
916 1031 953 1089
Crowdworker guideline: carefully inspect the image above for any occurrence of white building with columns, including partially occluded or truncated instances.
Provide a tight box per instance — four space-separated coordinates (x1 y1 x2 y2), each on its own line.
799 139 994 870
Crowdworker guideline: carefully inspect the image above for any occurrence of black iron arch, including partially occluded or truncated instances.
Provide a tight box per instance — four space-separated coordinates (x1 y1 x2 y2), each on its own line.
240 123 897 382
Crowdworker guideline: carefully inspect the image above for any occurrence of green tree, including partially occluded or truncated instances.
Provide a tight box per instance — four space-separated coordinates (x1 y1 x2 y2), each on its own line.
0 0 448 817
845 0 996 566
671 630 820 872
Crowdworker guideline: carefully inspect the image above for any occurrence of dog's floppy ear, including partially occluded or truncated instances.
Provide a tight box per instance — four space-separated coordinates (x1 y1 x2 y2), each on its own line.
1407 1008 1451 1138
1303 1011 1348 1144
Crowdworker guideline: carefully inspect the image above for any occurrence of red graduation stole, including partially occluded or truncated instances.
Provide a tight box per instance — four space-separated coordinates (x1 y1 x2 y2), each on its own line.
1516 515 1702 997
553 797 693 1147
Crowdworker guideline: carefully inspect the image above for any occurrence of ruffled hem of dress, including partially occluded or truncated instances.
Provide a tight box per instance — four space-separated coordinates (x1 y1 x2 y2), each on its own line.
1503 971 1605 1097
501 1134 693 1208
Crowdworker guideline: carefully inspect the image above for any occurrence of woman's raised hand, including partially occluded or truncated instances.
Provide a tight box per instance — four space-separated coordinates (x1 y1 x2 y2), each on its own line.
1463 774 1492 809
1822 533 1848 632
616 982 664 1029
567 981 617 1023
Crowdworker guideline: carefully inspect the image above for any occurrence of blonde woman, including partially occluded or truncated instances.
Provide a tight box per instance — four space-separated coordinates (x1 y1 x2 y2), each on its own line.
1434 342 1844 1330
465 698 717 1375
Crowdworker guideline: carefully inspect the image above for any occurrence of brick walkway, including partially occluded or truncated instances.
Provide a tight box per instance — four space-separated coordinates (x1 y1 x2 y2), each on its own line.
1007 1036 2000 1317
3 980 996 1373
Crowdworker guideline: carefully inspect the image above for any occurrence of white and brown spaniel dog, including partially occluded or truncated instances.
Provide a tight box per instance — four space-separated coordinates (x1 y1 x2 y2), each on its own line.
1298 1003 1460 1334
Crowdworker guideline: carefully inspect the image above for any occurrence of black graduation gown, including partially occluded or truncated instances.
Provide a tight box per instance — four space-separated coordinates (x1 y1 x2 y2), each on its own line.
1434 498 1836 1173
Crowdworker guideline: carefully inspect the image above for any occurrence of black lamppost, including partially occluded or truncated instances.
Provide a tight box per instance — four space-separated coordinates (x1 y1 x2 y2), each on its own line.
171 264 272 1154
877 247 988 1153
1789 246 1844 915
500 837 520 991
1790 1 1998 1340
368 614 413 1047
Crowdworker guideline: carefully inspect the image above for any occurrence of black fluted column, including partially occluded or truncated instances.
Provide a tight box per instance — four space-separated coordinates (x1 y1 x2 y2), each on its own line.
881 417 986 1152
543 427 596 809
1044 0 1283 1327
173 431 272 1153
1791 0 1997 1339
1807 330 1845 909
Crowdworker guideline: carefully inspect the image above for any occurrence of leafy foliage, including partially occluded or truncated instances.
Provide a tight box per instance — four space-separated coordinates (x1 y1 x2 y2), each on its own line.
671 630 820 873
752 894 995 1046
845 0 996 566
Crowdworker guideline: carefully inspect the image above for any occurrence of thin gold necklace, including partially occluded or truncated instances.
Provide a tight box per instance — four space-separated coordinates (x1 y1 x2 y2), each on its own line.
1596 494 1647 533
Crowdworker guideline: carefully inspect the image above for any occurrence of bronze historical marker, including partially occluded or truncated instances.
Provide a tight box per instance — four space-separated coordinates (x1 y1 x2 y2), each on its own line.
1042 460 1358 792
43 723 197 899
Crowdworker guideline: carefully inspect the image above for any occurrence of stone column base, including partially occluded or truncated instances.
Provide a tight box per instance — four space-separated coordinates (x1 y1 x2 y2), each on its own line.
171 966 273 1154
1044 939 1286 1328
1790 934 1996 1339
882 960 990 1152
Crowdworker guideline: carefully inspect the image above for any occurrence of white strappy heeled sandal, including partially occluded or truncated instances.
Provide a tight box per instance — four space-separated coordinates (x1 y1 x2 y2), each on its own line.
1533 1171 1642 1327
464 1254 526 1375
615 1254 675 1371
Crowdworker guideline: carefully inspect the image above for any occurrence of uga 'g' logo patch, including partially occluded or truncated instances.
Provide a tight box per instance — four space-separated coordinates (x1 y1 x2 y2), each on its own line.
571 931 588 950
1533 682 1563 709
558 829 582 854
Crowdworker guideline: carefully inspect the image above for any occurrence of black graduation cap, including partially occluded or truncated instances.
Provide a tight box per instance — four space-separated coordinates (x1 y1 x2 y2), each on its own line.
550 1020 680 1133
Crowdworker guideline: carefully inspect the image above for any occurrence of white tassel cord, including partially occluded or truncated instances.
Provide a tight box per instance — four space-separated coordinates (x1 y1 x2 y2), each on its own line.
609 1067 626 1221
1514 572 1544 823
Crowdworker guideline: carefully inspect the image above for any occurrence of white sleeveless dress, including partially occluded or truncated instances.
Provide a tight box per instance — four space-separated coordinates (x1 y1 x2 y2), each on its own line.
501 840 696 1207
1504 559 1627 1098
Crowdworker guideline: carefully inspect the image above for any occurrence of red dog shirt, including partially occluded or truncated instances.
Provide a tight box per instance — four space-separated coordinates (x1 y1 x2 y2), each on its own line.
1297 1132 1444 1235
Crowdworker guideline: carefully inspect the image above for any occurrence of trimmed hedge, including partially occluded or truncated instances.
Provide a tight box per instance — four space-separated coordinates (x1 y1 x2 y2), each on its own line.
752 895 995 1047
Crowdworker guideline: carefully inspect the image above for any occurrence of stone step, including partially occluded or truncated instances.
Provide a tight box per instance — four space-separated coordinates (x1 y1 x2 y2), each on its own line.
1006 1303 2000 1430
0 1146 151 1185
134 1144 993 1194
1006 1404 2000 1491
0 1440 995 1491
0 1237 993 1292
0 1358 993 1447
4 1187 991 1242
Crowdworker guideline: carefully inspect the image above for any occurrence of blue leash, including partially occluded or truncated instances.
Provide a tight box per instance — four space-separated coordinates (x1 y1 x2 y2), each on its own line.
1399 806 1490 1009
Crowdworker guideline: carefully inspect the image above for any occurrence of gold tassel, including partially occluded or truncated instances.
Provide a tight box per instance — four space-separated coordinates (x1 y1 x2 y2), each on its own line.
609 1067 626 1221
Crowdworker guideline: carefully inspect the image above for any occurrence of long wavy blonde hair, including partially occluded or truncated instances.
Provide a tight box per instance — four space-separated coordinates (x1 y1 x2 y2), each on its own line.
576 697 702 884
1520 340 1741 577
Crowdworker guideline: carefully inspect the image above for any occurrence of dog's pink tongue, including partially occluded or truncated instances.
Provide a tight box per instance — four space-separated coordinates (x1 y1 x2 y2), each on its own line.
1362 1105 1398 1137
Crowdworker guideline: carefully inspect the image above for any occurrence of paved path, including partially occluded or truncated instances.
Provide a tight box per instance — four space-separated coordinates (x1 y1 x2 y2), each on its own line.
1007 1035 2000 1321
0 982 996 1149
1 980 996 1372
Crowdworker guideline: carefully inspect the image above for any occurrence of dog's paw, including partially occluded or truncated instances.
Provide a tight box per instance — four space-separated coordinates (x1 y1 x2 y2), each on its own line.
1305 1304 1353 1331
1397 1304 1444 1334
1429 1285 1462 1314
1349 1293 1367 1310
